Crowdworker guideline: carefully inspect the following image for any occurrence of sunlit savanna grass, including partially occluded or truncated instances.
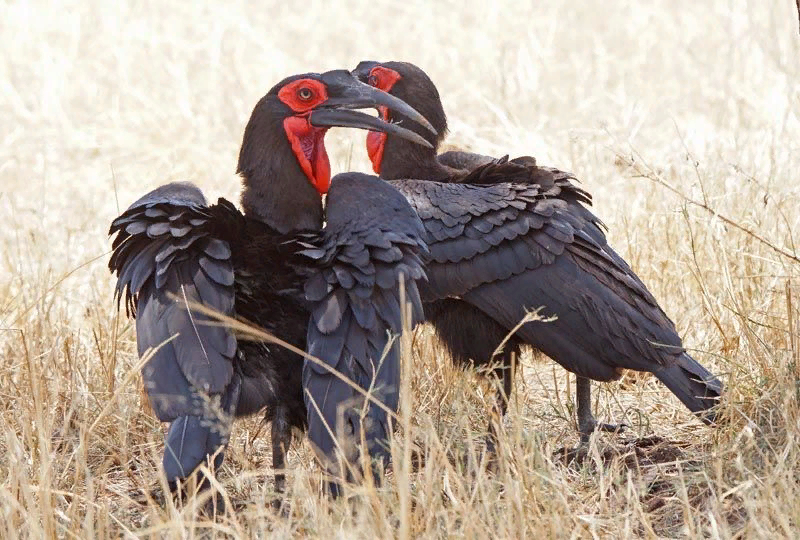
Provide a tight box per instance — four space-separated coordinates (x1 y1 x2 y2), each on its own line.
1 0 799 537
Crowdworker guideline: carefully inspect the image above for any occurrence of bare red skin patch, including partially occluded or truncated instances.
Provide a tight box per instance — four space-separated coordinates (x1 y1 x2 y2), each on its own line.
278 78 332 193
369 66 402 94
277 79 329 113
366 112 387 174
365 66 402 174
283 116 331 194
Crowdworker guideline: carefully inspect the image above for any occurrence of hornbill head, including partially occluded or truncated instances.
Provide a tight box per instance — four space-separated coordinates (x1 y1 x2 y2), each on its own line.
352 61 448 175
237 69 436 195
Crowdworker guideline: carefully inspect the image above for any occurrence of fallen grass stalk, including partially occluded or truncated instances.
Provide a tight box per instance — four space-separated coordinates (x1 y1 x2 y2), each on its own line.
618 150 800 265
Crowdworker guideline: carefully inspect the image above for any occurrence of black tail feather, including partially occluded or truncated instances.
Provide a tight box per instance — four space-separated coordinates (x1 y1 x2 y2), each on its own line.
162 374 240 487
653 353 723 424
163 414 227 487
303 329 398 496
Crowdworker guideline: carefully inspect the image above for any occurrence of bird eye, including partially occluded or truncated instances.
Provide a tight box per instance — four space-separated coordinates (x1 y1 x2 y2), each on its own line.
367 75 379 87
297 87 313 101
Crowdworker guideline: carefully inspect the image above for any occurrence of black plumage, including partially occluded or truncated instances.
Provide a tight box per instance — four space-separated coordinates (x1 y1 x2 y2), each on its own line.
352 60 723 443
110 183 305 486
302 173 427 493
108 69 432 496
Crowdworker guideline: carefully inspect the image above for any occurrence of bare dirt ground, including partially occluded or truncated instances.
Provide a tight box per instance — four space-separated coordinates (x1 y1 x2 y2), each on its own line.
1 1 799 537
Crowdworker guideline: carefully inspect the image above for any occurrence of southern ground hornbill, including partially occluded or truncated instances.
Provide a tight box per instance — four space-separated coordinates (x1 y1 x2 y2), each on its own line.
352 60 723 444
108 69 433 496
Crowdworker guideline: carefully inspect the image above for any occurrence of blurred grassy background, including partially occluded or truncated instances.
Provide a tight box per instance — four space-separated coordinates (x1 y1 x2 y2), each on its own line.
1 0 799 537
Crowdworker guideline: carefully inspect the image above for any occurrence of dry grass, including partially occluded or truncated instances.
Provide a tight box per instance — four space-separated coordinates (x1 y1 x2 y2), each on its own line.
1 0 799 537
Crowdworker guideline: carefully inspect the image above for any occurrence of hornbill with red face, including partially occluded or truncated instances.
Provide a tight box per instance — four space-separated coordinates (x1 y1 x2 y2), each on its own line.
108 69 433 496
352 60 723 444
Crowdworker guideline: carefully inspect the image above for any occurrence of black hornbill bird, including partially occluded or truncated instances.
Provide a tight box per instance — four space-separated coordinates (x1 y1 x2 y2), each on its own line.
108 69 433 496
352 60 723 443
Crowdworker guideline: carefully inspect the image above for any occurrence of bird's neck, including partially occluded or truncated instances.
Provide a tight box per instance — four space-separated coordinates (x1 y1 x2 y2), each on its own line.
239 157 323 234
379 136 450 181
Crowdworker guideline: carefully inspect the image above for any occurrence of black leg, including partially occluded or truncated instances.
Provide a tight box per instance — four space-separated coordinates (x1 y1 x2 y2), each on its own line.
576 376 625 443
421 300 521 458
576 376 597 443
270 408 292 494
486 349 516 455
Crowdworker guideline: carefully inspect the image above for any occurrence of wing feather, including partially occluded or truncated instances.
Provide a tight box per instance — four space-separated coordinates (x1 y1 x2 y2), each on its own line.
108 182 240 418
300 173 428 490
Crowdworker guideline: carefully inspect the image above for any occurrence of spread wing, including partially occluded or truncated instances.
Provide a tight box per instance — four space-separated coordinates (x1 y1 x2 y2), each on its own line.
108 181 241 481
299 172 428 491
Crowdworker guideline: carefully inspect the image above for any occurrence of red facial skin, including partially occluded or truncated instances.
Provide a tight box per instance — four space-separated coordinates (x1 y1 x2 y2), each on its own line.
364 66 402 174
277 79 332 194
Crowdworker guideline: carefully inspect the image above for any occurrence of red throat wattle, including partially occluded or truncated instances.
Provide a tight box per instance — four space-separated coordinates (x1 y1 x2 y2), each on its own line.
366 66 402 175
366 106 389 174
283 116 331 194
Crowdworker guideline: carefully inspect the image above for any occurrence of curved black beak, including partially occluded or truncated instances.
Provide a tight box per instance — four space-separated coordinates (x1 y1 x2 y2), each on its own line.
316 69 437 137
309 109 433 149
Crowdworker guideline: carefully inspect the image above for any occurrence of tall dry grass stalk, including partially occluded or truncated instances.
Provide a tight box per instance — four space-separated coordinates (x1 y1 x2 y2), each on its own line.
1 0 799 537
